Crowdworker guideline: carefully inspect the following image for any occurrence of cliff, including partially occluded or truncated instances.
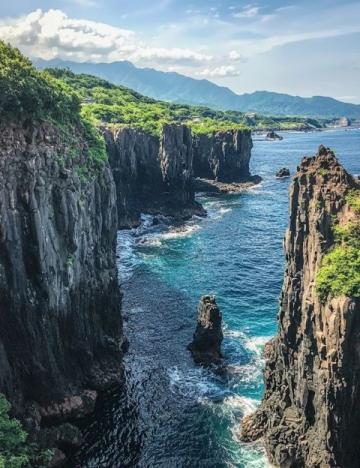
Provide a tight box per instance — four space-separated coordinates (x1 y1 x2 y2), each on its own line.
240 146 360 467
192 129 252 182
0 121 124 455
105 124 204 228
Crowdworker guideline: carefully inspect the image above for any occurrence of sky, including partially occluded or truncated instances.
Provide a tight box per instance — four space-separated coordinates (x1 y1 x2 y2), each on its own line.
0 1 359 102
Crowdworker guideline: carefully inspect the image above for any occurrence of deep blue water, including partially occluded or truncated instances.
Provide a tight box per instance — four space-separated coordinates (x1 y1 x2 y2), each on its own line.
75 129 359 468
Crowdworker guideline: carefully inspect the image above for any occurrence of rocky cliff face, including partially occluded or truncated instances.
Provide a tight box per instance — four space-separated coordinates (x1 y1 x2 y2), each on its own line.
0 121 124 453
105 124 204 228
240 146 360 467
192 129 252 182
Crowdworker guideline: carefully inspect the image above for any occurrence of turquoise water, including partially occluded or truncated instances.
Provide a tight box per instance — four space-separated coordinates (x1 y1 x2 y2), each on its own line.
75 129 359 468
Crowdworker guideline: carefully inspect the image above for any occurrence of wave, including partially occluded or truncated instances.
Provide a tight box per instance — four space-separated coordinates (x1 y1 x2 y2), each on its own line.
167 366 226 401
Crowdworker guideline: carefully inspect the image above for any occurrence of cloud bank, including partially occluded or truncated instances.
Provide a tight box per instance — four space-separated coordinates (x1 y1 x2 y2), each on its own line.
0 9 212 66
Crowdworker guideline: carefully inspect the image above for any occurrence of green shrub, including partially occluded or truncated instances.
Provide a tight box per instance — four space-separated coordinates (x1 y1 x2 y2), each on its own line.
316 188 360 301
0 394 53 468
316 246 360 301
346 189 360 214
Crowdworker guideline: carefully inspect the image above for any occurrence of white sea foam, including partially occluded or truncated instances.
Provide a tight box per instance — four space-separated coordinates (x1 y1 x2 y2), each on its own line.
224 395 259 416
159 223 200 240
245 335 271 358
167 366 222 401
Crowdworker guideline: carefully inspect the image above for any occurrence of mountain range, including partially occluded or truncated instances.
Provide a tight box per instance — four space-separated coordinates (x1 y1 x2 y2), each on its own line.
36 59 360 120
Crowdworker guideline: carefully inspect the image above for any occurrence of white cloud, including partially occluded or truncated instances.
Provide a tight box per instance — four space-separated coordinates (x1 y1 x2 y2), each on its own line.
229 50 243 61
233 5 260 18
0 9 212 66
196 65 240 78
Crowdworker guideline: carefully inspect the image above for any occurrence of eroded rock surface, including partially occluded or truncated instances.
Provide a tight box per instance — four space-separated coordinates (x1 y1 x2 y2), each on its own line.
239 146 360 467
188 296 223 365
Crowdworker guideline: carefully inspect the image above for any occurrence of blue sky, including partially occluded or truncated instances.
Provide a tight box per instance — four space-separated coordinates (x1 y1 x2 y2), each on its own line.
1 1 359 102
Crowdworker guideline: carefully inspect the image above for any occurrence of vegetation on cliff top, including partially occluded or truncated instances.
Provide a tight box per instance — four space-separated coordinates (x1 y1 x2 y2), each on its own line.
45 68 317 136
316 189 360 301
0 394 51 468
0 41 107 177
0 41 320 141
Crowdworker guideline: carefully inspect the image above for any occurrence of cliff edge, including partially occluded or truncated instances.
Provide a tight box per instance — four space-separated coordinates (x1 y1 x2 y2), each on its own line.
240 146 360 467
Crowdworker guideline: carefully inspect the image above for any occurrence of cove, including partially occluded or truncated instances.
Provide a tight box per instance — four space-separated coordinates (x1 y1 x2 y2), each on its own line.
74 129 360 468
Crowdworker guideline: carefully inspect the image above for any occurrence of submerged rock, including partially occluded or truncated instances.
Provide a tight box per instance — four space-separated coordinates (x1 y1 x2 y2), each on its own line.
188 296 223 365
266 131 283 140
275 167 290 178
240 145 360 467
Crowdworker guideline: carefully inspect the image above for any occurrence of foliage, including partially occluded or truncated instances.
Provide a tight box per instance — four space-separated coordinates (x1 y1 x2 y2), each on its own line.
316 189 360 301
316 246 360 300
0 42 79 124
0 394 53 468
187 118 246 135
346 189 360 214
0 41 107 179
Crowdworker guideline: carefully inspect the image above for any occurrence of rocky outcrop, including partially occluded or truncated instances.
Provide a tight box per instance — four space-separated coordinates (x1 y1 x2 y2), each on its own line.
275 167 290 178
0 121 124 455
188 296 223 365
192 129 253 182
266 131 283 140
240 146 360 467
105 124 204 228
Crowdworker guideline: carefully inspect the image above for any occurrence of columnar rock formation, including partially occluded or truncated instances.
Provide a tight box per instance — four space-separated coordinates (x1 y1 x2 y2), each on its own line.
105 124 204 228
0 122 124 453
192 129 253 182
240 146 360 467
188 295 223 365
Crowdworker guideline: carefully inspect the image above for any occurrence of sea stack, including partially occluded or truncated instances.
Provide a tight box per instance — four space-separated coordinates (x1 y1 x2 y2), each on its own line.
188 296 223 365
239 146 360 467
266 131 283 140
276 167 290 178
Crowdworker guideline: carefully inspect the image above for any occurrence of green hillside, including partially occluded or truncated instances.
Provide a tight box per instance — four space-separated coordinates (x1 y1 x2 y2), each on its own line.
36 59 360 120
46 68 320 136
0 40 322 143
